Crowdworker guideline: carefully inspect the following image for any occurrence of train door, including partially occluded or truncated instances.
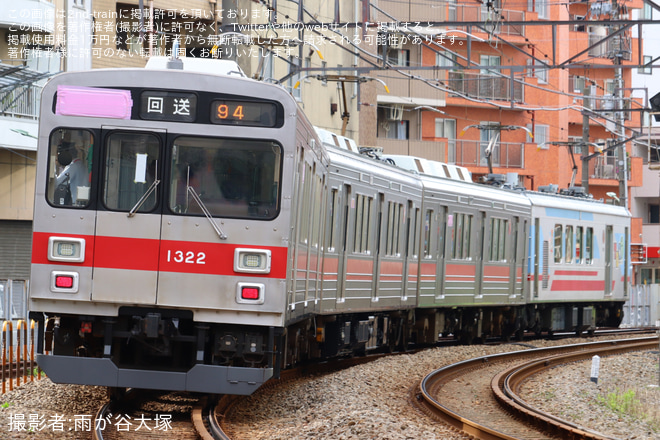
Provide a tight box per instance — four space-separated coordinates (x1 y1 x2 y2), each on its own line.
605 225 613 295
402 201 420 302
291 149 312 316
303 163 324 313
308 173 327 311
91 128 164 303
474 211 487 302
336 184 352 308
372 193 385 302
509 217 520 299
532 217 540 299
436 206 448 300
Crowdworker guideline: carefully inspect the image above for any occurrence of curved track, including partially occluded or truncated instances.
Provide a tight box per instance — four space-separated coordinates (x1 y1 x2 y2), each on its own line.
416 337 658 440
92 390 204 440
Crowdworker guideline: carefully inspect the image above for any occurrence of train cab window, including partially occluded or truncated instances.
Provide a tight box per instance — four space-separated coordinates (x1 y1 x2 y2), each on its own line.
102 132 160 212
553 224 563 263
169 136 282 219
47 128 94 208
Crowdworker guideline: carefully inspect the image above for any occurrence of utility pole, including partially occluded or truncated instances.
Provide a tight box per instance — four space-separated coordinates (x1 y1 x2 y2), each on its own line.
611 0 628 208
582 85 590 193
221 0 238 62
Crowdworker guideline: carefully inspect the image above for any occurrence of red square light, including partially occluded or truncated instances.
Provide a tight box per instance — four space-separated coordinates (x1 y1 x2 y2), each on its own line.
241 287 260 300
55 275 74 289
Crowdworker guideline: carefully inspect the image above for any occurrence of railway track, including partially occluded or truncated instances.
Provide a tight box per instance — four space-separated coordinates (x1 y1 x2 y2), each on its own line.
416 336 658 440
91 354 384 440
92 389 204 440
88 331 658 440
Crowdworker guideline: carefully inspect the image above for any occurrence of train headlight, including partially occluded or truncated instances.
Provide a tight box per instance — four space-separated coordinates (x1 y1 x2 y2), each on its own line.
234 248 271 274
48 237 85 263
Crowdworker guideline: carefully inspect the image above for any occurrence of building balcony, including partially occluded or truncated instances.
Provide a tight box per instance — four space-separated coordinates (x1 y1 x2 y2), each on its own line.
449 139 524 168
447 71 524 103
376 138 446 162
0 0 55 33
369 3 525 38
1 83 42 120
587 154 642 186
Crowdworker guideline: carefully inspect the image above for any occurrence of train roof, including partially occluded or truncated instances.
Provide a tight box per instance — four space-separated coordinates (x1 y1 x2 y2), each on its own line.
325 145 424 190
419 173 532 208
523 190 631 217
144 56 247 77
381 154 472 182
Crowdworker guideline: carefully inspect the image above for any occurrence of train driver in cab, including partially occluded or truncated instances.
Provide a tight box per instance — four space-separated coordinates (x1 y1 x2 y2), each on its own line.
53 140 90 206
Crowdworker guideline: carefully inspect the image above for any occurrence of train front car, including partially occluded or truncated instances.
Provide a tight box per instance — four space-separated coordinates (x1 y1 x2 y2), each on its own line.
29 62 297 395
526 192 631 333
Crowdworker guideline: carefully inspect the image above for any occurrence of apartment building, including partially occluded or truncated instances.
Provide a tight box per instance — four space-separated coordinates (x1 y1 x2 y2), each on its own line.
1 0 657 290
358 0 646 271
91 0 360 138
631 2 660 284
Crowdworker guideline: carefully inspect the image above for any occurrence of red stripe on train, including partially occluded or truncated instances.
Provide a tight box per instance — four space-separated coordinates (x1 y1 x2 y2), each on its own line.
550 280 605 291
554 270 598 277
31 232 287 278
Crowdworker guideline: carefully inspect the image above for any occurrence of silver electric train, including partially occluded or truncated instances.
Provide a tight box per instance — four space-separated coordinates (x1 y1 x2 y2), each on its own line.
29 57 631 396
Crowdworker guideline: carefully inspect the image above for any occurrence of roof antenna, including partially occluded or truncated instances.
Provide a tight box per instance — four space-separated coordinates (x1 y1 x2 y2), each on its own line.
167 37 183 70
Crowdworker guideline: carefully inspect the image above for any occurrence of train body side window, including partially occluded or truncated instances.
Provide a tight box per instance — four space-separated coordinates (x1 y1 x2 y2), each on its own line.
575 226 583 264
565 226 573 264
423 209 433 258
386 202 403 256
452 213 472 260
47 128 94 208
585 227 594 264
353 194 373 254
327 189 339 251
489 218 508 262
553 224 563 263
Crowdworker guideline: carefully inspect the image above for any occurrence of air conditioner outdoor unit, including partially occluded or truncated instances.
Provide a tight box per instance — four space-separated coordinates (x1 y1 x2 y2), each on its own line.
387 105 404 121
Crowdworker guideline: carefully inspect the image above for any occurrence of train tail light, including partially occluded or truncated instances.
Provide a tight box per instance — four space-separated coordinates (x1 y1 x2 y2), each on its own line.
51 271 79 293
55 275 74 288
48 237 86 263
236 282 265 304
242 287 260 300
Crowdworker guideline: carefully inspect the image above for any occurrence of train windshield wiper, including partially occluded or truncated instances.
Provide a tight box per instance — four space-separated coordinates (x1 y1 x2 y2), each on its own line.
127 179 160 218
186 185 228 240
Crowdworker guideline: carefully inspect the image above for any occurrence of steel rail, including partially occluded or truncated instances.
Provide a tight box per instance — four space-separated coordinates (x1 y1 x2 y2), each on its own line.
492 338 658 440
417 337 658 440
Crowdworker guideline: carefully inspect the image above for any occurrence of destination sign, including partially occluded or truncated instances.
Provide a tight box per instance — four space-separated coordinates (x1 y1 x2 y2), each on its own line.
139 91 197 122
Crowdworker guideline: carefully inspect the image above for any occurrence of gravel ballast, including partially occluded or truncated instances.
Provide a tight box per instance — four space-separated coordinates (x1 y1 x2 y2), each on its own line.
0 336 657 439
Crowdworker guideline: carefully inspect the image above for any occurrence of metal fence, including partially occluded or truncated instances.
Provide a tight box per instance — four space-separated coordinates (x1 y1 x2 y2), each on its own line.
0 84 42 119
621 284 660 327
0 280 28 322
450 139 525 168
